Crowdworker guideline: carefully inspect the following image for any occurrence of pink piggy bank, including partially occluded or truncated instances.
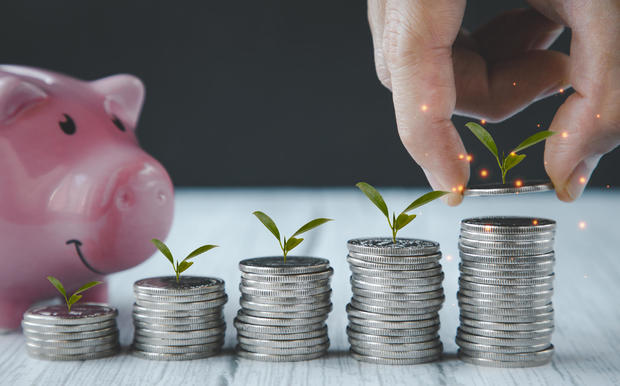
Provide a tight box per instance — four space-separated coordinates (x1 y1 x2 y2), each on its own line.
0 65 174 330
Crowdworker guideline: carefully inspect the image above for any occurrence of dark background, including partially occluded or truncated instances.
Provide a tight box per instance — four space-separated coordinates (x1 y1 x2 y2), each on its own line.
2 1 617 187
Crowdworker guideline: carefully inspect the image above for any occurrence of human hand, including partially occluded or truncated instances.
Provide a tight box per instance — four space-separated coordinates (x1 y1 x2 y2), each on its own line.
368 0 620 205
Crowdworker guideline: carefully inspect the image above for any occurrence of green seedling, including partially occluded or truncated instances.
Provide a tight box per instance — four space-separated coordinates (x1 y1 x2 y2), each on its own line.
47 276 102 312
356 182 449 242
465 122 556 184
253 211 332 263
151 239 218 282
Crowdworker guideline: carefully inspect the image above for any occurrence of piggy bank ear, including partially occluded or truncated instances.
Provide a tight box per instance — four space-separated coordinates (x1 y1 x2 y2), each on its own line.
91 74 145 129
0 76 47 124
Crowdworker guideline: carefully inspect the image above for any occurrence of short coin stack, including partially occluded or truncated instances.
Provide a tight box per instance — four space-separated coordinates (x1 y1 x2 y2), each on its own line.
22 303 120 360
345 238 445 364
132 276 227 360
235 257 333 361
457 216 556 367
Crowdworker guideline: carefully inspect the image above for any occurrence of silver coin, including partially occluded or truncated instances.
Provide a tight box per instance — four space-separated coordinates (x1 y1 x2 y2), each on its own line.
25 333 118 348
348 323 439 337
132 341 223 354
455 337 551 354
349 265 441 279
239 299 332 312
135 295 228 311
132 349 219 361
23 303 117 325
351 287 444 301
352 274 445 289
352 281 443 294
236 348 326 362
26 341 119 355
347 315 439 330
347 256 439 271
349 337 441 352
459 237 554 251
21 319 117 333
134 324 225 339
460 259 555 271
459 244 553 257
352 294 445 308
238 335 329 348
458 288 554 301
352 267 444 282
239 341 329 355
459 344 554 362
460 310 554 323
460 251 556 265
133 276 225 296
238 326 328 341
459 317 554 331
458 303 554 316
23 326 118 341
457 292 552 308
240 278 330 290
236 311 327 326
346 327 439 344
460 229 555 242
459 264 554 278
348 251 442 265
458 280 554 294
133 319 224 332
26 347 119 361
132 312 222 325
135 290 225 303
458 325 554 339
346 304 438 322
457 329 552 347
461 216 556 233
350 350 441 365
241 292 332 305
347 238 440 257
457 349 552 368
350 298 442 315
464 181 554 196
234 319 325 334
240 284 331 298
239 257 330 275
351 344 442 359
242 305 332 319
134 334 224 346
240 268 334 283
132 303 223 318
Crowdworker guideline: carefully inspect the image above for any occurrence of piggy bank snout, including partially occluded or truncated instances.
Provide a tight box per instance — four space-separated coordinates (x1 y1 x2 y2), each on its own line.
113 161 172 212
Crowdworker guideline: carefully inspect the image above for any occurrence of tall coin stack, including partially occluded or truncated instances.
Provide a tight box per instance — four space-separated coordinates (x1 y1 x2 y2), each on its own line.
22 303 120 360
345 238 445 364
235 257 333 362
457 216 556 367
132 276 227 360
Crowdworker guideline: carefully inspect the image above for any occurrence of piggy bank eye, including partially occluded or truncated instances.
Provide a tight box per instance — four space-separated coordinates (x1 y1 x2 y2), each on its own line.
112 115 126 132
59 114 76 135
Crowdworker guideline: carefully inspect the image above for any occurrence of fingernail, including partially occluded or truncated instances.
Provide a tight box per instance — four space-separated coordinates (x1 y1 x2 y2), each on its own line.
563 155 600 201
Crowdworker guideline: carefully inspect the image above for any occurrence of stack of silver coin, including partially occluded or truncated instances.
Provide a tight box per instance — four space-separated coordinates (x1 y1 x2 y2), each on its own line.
22 303 120 360
235 257 333 361
457 216 556 367
131 276 227 360
345 238 445 364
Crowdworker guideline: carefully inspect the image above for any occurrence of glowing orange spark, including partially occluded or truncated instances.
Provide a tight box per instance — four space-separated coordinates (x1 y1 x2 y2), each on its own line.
457 185 464 193
561 132 568 138
559 88 564 93
484 225 492 233
446 255 453 262
480 169 488 178
515 180 523 187
512 82 517 87
451 187 457 192
537 124 541 128
579 177 586 184
532 219 539 225
480 119 486 125
421 105 428 112
458 154 465 160
579 221 586 230
596 114 600 119
606 184 611 189
510 151 516 156
466 155 473 162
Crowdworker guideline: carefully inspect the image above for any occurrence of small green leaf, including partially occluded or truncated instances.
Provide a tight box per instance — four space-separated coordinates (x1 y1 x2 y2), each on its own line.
253 211 281 241
67 294 82 308
512 130 556 153
47 276 66 297
403 191 450 213
465 122 499 160
73 281 102 296
178 260 194 274
151 239 174 265
503 153 527 173
395 213 417 231
356 182 389 220
184 244 218 262
291 218 333 238
284 237 304 254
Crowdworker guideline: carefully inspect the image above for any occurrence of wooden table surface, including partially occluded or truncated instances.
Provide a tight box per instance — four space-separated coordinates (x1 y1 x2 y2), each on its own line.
2 187 619 386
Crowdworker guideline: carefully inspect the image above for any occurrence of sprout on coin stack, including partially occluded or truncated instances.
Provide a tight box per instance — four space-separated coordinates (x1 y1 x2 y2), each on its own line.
131 239 227 361
234 211 334 362
456 217 557 367
22 277 120 361
345 182 449 364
